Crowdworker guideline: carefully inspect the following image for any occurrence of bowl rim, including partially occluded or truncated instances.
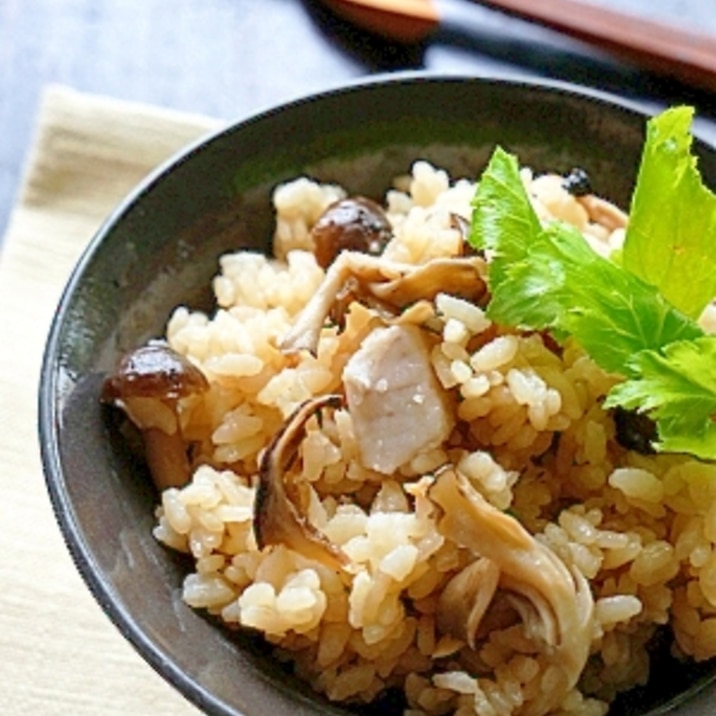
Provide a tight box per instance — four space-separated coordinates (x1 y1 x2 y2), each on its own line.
38 70 716 716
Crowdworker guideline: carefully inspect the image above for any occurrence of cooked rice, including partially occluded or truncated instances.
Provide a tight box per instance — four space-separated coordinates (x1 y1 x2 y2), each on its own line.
149 160 716 716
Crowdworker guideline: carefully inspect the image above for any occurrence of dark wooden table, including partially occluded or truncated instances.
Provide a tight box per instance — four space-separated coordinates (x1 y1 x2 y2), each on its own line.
1 0 716 244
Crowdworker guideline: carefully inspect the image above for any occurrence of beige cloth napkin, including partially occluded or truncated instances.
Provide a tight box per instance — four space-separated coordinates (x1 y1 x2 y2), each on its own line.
0 85 224 715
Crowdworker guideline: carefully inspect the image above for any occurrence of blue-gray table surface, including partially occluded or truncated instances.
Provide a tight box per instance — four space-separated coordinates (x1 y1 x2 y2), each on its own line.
1 0 715 244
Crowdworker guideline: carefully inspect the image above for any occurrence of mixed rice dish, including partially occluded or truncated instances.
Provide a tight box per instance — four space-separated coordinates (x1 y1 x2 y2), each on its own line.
102 108 716 716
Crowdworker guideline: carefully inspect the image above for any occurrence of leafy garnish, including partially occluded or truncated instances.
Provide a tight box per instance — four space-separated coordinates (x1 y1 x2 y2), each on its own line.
470 149 703 375
468 146 542 286
605 337 716 460
623 106 716 319
468 112 716 461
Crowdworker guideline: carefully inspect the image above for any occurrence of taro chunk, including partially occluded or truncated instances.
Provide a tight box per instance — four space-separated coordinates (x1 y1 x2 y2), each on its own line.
342 324 452 474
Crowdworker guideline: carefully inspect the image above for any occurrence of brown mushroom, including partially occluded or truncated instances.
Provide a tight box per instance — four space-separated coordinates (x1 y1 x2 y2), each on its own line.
369 256 486 306
254 394 348 571
311 196 392 269
430 468 594 716
101 342 209 490
280 250 487 355
436 557 501 649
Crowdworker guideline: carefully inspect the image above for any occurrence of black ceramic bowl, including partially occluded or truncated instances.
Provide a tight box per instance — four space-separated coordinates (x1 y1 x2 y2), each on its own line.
39 74 716 716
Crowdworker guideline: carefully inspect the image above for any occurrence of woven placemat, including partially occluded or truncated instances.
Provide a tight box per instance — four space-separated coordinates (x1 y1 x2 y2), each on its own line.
0 85 223 715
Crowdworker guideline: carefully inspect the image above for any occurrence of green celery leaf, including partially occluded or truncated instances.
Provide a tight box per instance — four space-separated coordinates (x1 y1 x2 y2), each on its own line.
469 146 542 285
605 336 716 459
623 106 716 319
469 139 713 459
484 201 703 375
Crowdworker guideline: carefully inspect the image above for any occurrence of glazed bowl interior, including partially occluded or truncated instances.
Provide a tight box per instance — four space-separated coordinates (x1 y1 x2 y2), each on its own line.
40 74 716 716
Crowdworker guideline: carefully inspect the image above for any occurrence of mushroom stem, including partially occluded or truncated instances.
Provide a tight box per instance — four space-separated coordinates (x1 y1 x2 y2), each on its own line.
437 557 501 650
280 251 396 355
143 427 192 490
280 251 486 355
429 467 594 716
254 394 348 571
101 342 210 491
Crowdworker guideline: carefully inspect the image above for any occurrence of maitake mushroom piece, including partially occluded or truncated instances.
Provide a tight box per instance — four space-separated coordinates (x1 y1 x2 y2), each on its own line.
101 342 209 490
436 557 500 650
254 394 348 571
279 250 487 356
430 468 594 716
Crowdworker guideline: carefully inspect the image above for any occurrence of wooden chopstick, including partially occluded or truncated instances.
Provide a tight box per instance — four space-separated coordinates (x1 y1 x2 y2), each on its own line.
321 0 716 91
479 0 716 91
